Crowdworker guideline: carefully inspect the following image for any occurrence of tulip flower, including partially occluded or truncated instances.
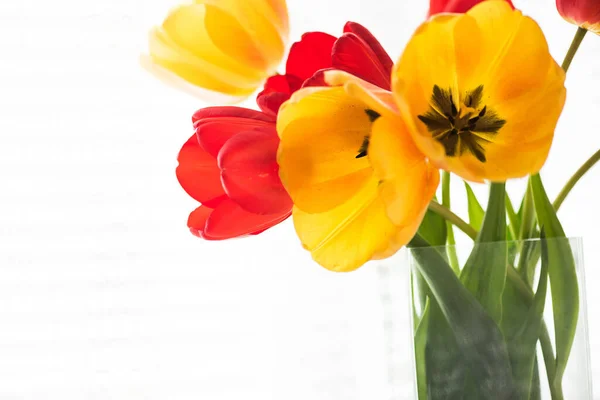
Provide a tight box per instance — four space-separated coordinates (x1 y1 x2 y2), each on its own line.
557 0 600 34
394 0 566 182
145 0 289 99
177 107 292 239
257 22 393 116
277 86 439 272
429 0 514 16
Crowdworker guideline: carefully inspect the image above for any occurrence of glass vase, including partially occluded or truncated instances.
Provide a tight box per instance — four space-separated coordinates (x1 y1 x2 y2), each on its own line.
378 238 593 400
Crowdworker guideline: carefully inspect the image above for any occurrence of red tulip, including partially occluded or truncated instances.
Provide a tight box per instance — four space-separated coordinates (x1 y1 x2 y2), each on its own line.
429 0 514 16
257 22 393 117
177 107 292 240
557 0 600 34
176 22 392 239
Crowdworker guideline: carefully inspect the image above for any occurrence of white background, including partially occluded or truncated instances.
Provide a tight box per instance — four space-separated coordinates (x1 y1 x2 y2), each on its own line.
0 0 599 398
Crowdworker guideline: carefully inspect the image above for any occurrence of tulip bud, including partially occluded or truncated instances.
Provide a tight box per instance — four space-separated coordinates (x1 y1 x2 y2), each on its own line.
557 0 600 34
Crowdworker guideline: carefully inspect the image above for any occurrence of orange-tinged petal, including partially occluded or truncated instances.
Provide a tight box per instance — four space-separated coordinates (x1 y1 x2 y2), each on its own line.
292 179 404 272
369 117 440 226
277 87 373 213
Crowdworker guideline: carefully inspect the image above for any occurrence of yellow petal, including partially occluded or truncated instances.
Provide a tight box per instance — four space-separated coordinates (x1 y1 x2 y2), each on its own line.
145 0 288 98
195 0 288 67
277 87 373 213
393 0 565 182
324 70 399 118
292 179 408 272
369 116 440 225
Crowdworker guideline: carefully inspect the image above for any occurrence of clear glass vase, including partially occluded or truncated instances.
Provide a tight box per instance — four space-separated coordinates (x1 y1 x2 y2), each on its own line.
378 238 593 400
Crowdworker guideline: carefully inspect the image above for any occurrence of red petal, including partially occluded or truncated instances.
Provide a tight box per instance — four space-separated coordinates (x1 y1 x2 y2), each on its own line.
343 22 393 79
302 68 331 88
192 106 273 125
286 32 337 82
256 75 296 117
176 135 227 208
204 199 291 239
332 32 391 90
428 0 513 16
218 128 293 215
193 107 275 157
187 205 213 238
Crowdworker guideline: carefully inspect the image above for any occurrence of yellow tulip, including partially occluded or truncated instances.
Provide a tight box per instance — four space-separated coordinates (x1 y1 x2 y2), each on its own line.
277 86 439 272
393 0 566 182
144 0 289 99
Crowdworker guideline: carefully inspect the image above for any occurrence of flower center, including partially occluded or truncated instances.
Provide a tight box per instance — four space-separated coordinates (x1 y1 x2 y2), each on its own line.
418 85 506 163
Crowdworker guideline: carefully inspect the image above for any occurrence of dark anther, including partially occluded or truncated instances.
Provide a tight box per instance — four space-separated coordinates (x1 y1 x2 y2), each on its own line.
365 109 381 122
356 136 370 159
417 84 505 164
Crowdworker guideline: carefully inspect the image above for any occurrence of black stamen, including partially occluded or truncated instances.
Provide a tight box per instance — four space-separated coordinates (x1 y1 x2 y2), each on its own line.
356 136 370 159
418 84 504 164
365 109 381 122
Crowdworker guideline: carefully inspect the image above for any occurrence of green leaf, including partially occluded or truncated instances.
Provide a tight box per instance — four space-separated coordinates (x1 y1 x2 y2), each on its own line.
424 301 467 399
464 182 485 230
460 183 507 323
530 174 579 386
409 234 516 399
502 260 548 398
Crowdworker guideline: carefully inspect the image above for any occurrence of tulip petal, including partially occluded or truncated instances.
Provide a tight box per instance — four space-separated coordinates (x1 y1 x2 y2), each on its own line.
332 33 391 90
286 32 337 82
188 205 213 238
428 0 514 16
277 87 373 213
176 134 227 208
204 199 290 239
218 129 293 215
193 107 274 157
369 117 439 225
256 74 302 117
292 179 412 272
343 22 394 78
196 0 288 67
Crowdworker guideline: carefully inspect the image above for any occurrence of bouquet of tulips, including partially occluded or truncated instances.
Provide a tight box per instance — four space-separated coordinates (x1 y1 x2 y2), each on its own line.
143 0 599 398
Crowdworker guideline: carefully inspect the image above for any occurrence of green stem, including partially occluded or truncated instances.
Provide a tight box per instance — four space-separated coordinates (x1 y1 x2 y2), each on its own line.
541 324 563 400
517 185 536 281
553 149 600 211
561 27 588 73
429 200 478 241
505 193 519 241
441 171 461 273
